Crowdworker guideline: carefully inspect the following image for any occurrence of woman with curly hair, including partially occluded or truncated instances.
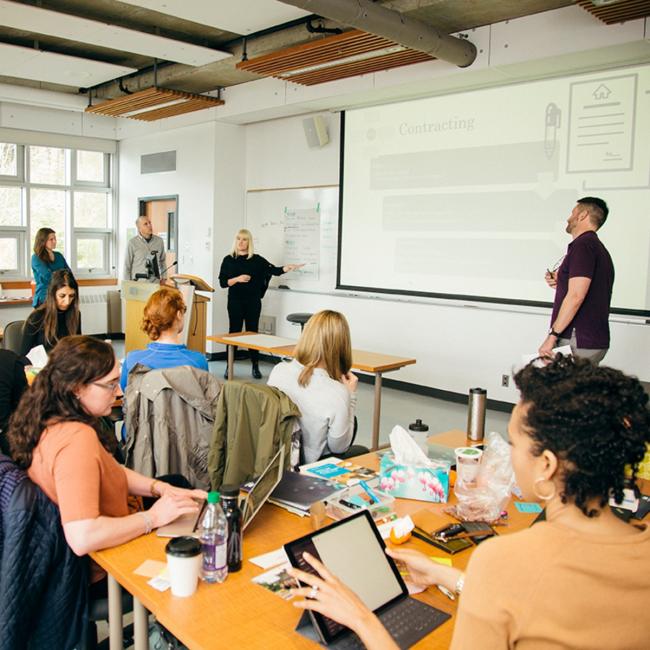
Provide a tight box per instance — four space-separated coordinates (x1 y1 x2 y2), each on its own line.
288 356 650 649
120 286 208 390
20 269 81 357
7 336 203 588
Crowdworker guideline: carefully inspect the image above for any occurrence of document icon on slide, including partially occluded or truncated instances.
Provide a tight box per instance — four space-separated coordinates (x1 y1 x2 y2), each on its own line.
567 73 637 173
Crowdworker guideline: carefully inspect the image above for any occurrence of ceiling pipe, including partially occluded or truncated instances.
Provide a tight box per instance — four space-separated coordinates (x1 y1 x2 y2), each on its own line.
280 0 477 67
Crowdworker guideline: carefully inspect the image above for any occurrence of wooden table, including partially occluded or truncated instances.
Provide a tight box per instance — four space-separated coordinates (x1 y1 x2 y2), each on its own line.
207 331 417 450
91 430 538 650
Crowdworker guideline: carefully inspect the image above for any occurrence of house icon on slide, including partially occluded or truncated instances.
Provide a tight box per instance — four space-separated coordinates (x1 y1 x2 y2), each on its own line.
593 84 612 100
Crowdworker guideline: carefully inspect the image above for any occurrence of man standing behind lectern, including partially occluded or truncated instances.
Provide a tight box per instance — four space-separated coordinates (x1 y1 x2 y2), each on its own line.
539 197 614 365
124 215 167 282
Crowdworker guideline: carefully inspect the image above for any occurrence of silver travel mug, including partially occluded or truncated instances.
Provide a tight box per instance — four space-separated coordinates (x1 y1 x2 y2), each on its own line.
467 388 486 443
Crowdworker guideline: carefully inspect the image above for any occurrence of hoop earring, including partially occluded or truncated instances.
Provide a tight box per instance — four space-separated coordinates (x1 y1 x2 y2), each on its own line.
533 477 556 501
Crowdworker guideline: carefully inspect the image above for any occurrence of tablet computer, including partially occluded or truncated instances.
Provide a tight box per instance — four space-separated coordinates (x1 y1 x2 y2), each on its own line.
284 510 450 647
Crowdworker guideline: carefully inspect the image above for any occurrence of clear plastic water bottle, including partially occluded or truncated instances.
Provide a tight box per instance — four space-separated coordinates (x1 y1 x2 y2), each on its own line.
199 491 228 583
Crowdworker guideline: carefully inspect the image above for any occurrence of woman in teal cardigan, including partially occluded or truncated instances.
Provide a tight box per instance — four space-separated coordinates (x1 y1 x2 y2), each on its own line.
31 228 72 307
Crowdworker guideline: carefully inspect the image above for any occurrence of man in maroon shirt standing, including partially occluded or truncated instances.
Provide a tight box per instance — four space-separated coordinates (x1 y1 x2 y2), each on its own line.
539 197 614 365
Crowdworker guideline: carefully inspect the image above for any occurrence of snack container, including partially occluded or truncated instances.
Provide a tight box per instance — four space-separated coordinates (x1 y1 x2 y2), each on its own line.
325 484 395 521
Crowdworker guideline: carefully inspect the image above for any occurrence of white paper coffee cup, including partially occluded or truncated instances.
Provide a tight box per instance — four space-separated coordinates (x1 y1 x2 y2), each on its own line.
165 536 202 597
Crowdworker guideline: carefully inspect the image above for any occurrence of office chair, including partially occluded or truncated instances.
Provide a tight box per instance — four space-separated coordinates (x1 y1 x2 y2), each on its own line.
286 312 313 332
1 320 24 355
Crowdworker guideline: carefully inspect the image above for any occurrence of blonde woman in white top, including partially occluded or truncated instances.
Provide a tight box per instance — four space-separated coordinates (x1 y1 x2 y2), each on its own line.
268 310 357 463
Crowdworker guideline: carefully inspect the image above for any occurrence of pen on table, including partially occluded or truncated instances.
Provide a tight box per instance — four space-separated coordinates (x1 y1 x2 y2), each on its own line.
436 530 489 542
359 480 381 504
412 529 440 548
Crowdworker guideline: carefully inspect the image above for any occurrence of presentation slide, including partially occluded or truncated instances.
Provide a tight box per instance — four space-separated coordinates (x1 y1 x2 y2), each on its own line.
339 64 650 314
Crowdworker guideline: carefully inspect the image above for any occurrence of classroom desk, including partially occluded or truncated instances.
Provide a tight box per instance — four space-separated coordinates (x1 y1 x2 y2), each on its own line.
206 331 417 450
91 430 538 650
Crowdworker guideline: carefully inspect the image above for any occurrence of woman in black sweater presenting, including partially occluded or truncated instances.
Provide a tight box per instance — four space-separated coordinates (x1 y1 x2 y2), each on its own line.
219 229 302 378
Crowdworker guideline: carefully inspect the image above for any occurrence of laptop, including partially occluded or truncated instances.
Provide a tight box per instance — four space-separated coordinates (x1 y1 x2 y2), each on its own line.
284 510 450 649
156 446 285 537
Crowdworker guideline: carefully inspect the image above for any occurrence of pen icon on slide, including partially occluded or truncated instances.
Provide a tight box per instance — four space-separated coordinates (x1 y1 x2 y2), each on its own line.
544 102 561 159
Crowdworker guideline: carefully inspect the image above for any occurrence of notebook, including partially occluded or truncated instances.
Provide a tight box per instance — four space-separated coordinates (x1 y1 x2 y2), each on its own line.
269 470 342 514
285 510 450 648
156 446 285 537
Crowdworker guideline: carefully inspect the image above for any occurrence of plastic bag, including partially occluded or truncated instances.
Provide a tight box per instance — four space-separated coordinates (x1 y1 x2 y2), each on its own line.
453 431 515 522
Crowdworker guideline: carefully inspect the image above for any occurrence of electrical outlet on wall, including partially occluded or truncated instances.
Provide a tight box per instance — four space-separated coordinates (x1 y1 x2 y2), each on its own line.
259 315 276 335
501 374 510 387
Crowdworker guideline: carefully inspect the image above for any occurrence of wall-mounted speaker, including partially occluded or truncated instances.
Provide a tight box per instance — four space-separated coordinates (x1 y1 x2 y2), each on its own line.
302 115 329 148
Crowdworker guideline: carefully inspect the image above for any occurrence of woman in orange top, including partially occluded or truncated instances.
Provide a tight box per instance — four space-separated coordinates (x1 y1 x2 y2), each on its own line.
289 356 650 649
7 336 203 581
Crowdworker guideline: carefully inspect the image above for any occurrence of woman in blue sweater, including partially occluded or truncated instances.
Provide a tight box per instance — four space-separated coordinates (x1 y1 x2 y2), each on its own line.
31 228 72 307
120 287 208 390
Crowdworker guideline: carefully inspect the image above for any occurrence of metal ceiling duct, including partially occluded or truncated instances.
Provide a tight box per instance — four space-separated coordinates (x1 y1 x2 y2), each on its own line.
280 0 477 67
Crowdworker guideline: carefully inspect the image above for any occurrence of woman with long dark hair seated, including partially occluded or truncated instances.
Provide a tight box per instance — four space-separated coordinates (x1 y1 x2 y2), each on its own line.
7 336 203 588
20 269 81 357
120 286 208 391
289 356 650 649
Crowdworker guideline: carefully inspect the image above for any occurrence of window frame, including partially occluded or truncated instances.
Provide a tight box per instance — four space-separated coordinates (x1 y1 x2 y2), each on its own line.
0 142 25 182
72 230 111 276
0 228 27 278
71 150 110 188
0 141 115 280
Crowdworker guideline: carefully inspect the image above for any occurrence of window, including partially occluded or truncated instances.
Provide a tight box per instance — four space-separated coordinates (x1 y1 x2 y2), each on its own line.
75 236 109 275
0 236 20 272
29 146 66 185
0 142 114 279
73 191 110 228
0 187 22 226
74 150 109 185
0 143 23 180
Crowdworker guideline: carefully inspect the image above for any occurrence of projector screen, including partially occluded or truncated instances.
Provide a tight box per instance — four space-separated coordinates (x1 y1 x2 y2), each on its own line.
338 64 650 315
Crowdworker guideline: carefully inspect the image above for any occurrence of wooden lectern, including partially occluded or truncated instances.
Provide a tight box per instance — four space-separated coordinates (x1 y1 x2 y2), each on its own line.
171 274 214 354
122 275 213 355
122 281 159 355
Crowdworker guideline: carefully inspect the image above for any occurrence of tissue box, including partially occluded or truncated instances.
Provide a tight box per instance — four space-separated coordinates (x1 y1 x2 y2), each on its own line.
379 453 450 503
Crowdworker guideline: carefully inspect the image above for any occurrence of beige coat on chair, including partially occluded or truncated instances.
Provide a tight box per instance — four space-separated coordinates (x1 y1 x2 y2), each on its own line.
124 364 221 490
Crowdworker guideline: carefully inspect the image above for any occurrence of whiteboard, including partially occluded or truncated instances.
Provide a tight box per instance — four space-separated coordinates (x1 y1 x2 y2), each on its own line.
245 187 338 292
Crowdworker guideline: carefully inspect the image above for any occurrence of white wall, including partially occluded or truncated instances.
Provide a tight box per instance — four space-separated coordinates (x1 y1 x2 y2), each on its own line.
212 122 247 339
245 112 650 402
117 120 246 349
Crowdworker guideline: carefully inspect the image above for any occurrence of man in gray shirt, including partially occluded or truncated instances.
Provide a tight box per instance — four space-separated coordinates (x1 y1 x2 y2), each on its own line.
123 216 167 282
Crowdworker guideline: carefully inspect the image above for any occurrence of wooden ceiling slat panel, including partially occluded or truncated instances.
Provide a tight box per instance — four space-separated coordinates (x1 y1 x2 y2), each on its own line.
85 86 162 113
85 86 223 120
288 51 432 85
239 33 395 75
576 0 650 24
237 29 369 69
90 93 176 115
244 41 393 74
287 52 430 81
237 28 434 86
133 98 222 121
